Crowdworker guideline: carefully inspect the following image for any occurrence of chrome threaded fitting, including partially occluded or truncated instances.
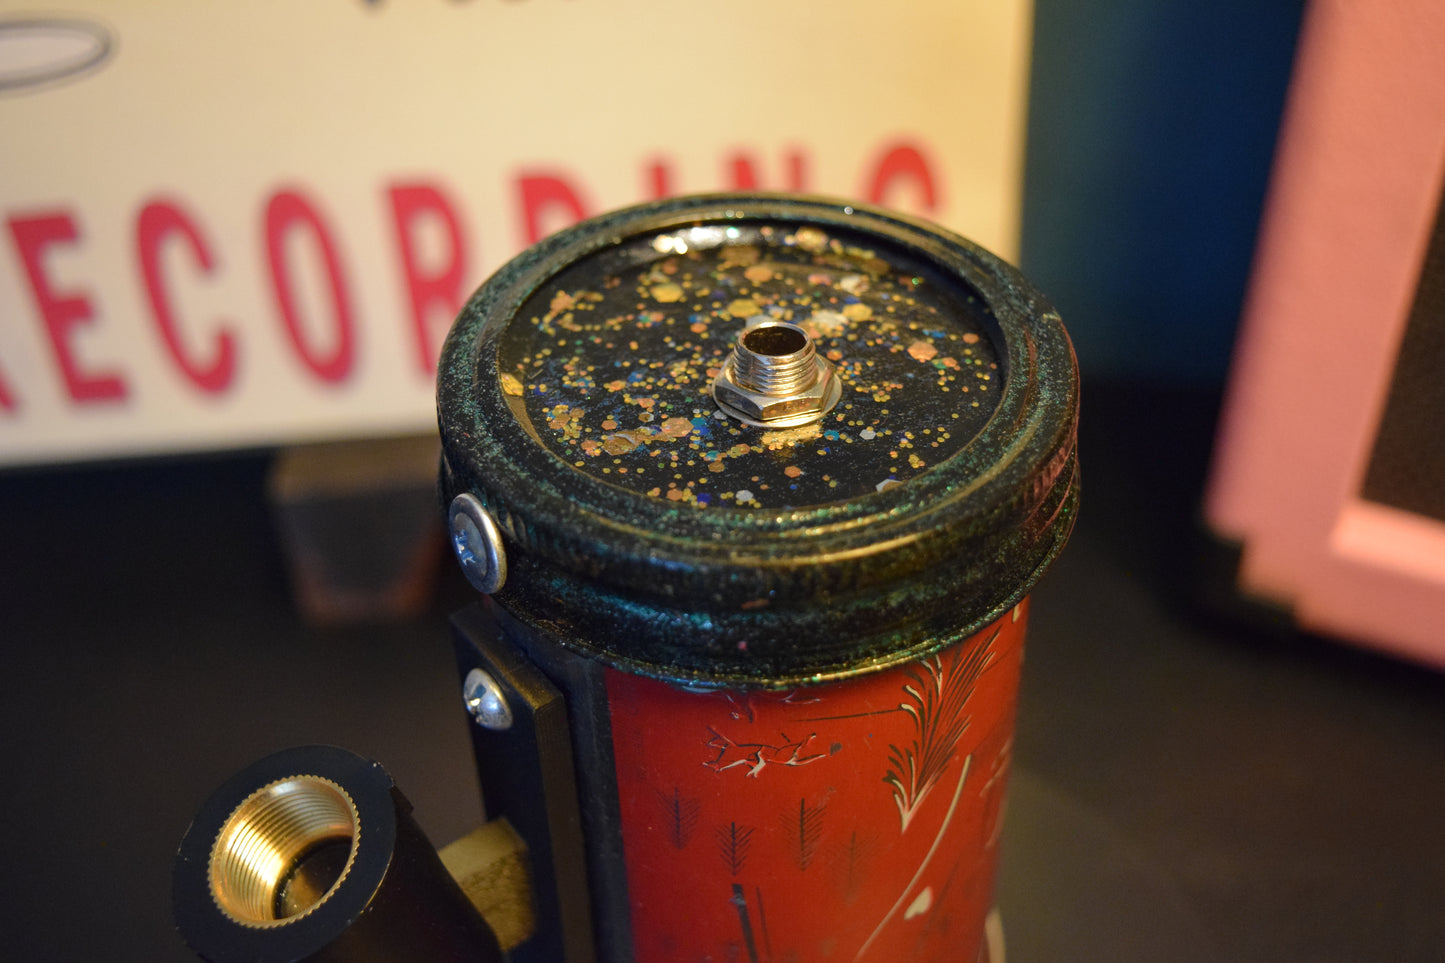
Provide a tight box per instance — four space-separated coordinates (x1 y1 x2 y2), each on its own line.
712 321 841 427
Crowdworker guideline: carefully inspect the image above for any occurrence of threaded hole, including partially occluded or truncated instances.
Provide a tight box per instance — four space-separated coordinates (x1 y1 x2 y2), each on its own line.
208 776 359 928
743 324 808 357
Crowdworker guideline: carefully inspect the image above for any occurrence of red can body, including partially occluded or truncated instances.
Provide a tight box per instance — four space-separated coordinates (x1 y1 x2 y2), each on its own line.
608 605 1025 961
437 195 1078 962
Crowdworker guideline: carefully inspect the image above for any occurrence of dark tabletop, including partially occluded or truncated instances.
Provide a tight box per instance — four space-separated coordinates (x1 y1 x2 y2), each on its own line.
2 380 1441 961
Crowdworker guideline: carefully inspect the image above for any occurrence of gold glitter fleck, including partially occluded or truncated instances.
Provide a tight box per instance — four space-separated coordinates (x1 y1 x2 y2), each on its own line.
603 434 638 455
806 309 848 337
908 340 938 362
719 245 760 268
726 298 760 319
500 373 524 397
794 227 828 252
661 416 693 438
759 423 822 448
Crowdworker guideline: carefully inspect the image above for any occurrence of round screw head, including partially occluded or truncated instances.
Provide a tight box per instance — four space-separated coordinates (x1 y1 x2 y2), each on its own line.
448 493 507 594
462 667 513 730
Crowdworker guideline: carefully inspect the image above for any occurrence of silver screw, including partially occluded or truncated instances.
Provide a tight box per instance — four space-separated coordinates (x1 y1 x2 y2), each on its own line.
448 493 507 594
462 668 513 730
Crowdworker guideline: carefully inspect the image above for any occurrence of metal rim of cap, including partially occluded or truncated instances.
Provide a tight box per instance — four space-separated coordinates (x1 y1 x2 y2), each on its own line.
436 192 1079 688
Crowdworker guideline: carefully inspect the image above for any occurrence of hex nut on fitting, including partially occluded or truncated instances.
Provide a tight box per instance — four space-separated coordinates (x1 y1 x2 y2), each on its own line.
449 493 507 595
713 321 841 428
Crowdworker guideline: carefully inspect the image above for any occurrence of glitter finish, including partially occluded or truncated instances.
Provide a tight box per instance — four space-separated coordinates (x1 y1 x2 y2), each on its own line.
438 194 1078 687
497 222 999 507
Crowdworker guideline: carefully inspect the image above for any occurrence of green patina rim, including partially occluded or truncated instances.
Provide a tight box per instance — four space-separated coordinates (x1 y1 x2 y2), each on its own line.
437 193 1078 687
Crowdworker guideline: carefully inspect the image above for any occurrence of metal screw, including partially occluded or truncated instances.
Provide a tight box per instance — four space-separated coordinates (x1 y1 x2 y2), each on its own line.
448 493 507 595
462 668 513 730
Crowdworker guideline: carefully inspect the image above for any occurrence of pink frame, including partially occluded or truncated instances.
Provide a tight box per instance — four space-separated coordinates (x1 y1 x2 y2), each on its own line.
1206 0 1445 667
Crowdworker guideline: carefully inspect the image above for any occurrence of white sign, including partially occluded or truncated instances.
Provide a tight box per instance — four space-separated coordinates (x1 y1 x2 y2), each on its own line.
0 0 1032 465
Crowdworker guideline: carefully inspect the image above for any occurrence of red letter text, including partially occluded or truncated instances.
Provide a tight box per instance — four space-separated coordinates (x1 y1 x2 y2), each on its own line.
388 182 470 374
516 171 591 245
865 140 940 214
136 199 237 394
726 149 810 192
644 157 675 199
7 211 128 403
264 189 356 384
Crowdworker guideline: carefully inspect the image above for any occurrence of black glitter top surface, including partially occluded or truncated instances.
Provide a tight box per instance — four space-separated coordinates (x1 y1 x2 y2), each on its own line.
437 194 1078 686
498 221 1003 509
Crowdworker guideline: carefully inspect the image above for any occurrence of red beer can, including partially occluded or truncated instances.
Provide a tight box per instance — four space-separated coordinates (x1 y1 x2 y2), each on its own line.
438 193 1078 962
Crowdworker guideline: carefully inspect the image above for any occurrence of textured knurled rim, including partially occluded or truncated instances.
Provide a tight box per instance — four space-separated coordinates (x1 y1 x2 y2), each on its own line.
207 774 360 928
174 747 400 963
437 193 1078 686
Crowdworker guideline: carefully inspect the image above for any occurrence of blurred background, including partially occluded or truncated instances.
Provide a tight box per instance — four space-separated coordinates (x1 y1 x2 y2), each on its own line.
1022 0 1302 382
4 1 1444 960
